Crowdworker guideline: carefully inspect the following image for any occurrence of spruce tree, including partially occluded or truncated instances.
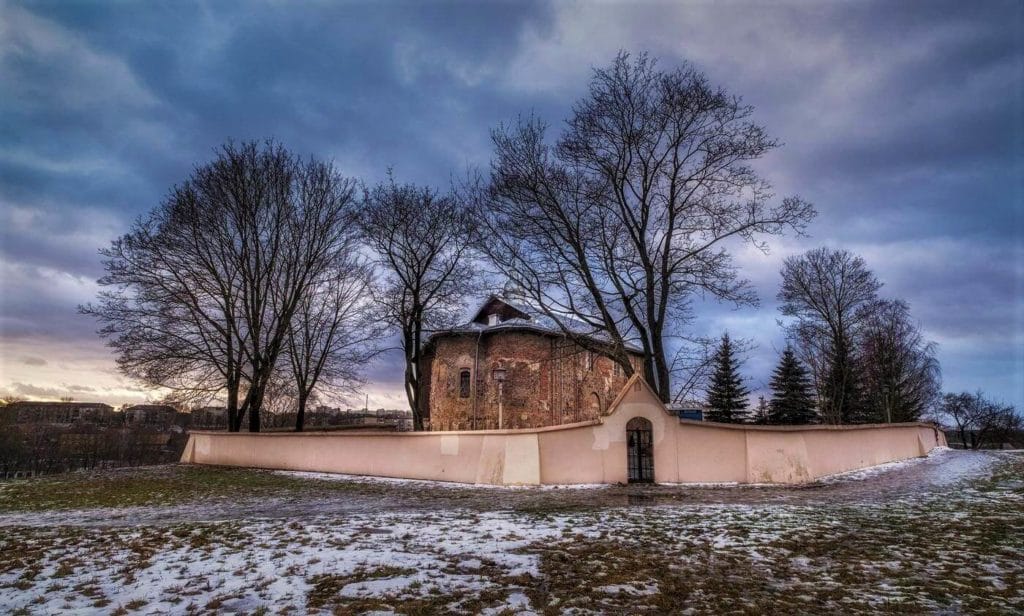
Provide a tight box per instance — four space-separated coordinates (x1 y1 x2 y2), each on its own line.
768 347 817 424
705 333 750 423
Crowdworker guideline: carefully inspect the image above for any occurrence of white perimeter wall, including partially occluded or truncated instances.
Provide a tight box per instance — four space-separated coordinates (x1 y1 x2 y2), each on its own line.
182 376 946 486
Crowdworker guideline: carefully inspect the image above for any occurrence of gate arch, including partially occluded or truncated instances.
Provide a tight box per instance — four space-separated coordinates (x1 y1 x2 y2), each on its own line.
626 417 654 483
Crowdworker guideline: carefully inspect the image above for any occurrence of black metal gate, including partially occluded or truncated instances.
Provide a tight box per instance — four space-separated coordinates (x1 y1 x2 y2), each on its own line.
626 417 654 483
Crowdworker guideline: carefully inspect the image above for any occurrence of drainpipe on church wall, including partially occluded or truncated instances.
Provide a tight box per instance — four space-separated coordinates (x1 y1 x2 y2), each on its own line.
492 367 507 429
472 331 482 429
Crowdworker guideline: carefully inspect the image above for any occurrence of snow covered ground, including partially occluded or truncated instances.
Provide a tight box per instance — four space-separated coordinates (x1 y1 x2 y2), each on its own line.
1 449 1021 614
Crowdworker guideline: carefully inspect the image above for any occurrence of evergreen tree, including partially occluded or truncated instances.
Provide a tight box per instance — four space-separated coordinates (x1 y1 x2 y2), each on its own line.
768 347 817 424
705 333 750 423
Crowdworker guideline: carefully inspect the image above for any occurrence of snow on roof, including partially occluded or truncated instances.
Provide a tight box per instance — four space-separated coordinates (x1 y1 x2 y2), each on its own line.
431 294 644 353
668 400 710 411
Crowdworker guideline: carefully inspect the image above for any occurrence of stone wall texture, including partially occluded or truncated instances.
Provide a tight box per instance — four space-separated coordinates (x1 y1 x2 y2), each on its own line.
420 330 641 431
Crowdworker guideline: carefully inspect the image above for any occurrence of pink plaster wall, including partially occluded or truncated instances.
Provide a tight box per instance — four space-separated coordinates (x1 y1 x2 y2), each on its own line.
182 376 946 486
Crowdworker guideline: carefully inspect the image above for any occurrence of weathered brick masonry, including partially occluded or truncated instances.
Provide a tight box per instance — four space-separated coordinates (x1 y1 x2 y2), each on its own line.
420 296 643 431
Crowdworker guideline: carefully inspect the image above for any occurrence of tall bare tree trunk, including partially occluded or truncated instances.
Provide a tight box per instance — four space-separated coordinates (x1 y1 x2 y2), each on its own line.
295 390 308 432
359 177 475 431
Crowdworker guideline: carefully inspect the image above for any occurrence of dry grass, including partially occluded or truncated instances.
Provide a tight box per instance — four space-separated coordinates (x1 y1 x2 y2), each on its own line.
0 452 1020 614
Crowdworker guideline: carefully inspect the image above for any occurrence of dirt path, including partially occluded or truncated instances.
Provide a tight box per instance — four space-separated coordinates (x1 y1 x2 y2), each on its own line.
0 447 1009 527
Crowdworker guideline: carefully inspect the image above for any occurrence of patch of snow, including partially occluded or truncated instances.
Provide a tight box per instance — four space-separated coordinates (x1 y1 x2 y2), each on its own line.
597 582 659 596
275 470 610 491
657 481 743 487
2 449 1018 614
481 591 536 615
818 455 929 483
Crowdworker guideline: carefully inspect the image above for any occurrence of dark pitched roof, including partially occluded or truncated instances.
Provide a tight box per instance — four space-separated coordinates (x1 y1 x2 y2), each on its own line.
469 295 532 324
429 294 644 353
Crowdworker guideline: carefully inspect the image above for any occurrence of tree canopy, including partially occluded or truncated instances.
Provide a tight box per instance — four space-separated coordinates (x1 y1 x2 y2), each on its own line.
471 52 814 403
83 141 367 432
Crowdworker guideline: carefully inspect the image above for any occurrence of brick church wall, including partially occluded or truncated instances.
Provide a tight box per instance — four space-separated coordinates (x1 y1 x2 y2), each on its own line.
421 330 641 431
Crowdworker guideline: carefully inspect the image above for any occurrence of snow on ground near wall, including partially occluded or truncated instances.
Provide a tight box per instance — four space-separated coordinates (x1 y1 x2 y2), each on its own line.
817 445 953 483
0 450 1020 614
3 493 1021 614
275 446 951 489
274 469 609 490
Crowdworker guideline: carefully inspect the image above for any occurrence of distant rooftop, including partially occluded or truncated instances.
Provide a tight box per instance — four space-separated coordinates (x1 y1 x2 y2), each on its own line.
6 401 114 410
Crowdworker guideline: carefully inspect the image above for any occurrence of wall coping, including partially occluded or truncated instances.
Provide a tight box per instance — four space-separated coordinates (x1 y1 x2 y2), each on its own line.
188 418 602 438
188 418 939 438
604 375 939 433
678 419 941 432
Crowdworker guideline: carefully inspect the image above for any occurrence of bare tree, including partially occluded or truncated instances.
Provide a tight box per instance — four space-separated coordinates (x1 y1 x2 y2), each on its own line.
359 176 475 430
940 391 1020 449
84 182 246 425
468 52 814 402
255 371 300 427
83 141 358 432
287 254 385 431
859 299 941 423
778 247 881 424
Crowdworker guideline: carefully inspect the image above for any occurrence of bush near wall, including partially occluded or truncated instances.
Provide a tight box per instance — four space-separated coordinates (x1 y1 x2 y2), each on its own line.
0 423 188 479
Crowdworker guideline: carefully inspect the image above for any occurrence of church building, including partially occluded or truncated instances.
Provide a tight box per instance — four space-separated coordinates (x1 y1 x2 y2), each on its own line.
420 295 644 431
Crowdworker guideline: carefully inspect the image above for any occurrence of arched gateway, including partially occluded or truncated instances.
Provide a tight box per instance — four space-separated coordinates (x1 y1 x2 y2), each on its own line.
626 417 654 483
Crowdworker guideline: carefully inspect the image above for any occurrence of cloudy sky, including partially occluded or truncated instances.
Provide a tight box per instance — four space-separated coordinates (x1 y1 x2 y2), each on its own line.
1 0 1021 410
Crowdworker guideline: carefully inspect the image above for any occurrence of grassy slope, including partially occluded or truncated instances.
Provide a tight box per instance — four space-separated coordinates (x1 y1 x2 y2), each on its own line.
526 457 1024 613
0 465 375 512
0 455 1021 614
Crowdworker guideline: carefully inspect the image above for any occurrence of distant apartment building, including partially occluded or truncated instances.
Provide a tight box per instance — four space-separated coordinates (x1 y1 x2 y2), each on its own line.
123 404 178 428
334 408 413 431
183 406 414 432
1 401 116 426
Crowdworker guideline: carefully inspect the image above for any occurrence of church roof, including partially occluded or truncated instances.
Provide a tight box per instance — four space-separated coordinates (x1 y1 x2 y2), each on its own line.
428 294 644 353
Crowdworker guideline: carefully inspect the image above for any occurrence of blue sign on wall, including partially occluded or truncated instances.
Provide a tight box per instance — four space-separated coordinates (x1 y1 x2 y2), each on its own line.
677 409 704 421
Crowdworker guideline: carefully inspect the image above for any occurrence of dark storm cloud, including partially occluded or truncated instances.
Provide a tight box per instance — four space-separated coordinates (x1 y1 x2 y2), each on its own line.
0 0 1020 407
16 1 549 189
748 3 1022 241
0 0 547 359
